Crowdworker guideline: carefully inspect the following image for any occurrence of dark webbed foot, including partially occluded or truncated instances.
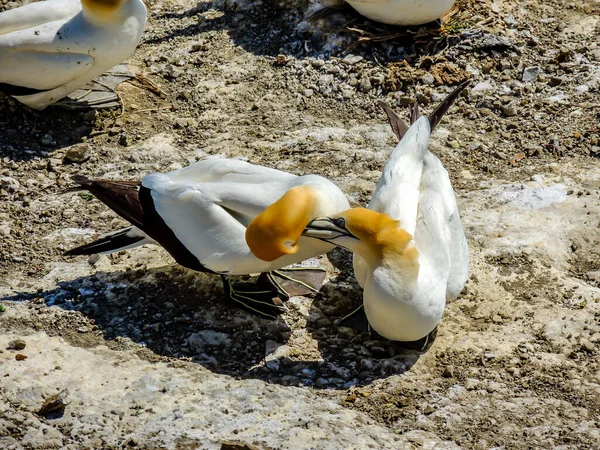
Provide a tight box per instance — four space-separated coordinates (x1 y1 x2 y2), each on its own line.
269 267 327 297
221 275 286 319
221 268 327 319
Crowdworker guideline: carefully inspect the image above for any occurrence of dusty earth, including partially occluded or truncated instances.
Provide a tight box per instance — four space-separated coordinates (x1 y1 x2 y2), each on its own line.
1 0 600 448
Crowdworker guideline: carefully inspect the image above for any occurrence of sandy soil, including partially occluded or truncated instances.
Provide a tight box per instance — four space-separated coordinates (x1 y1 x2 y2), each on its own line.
1 0 600 448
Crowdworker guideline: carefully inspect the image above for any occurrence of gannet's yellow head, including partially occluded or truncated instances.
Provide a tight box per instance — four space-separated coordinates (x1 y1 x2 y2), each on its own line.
302 208 419 268
81 0 128 20
246 186 318 262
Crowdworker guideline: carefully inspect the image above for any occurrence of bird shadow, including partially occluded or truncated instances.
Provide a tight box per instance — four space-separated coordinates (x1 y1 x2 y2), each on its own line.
3 251 431 390
0 94 95 162
146 0 453 61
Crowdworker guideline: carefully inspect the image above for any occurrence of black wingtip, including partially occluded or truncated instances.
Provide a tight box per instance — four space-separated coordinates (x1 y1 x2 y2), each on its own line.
427 79 471 132
377 100 409 141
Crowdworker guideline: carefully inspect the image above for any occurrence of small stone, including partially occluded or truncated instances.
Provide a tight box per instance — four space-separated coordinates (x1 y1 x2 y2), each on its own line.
465 378 479 390
492 314 503 324
422 404 436 415
8 339 26 350
118 133 130 147
63 144 91 164
40 134 53 146
358 76 372 93
502 102 518 117
343 54 363 65
581 339 595 353
442 365 455 378
522 66 541 82
164 65 181 78
398 96 415 107
303 89 313 98
506 367 520 376
15 354 27 361
421 73 435 85
318 74 334 87
549 76 563 87
0 177 19 192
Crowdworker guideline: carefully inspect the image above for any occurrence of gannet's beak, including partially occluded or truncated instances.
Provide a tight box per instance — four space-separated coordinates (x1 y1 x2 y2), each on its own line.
302 217 356 241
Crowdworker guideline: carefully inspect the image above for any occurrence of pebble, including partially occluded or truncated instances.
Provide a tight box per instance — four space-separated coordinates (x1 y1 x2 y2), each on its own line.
580 339 595 353
465 379 480 391
8 339 26 350
358 76 372 93
442 365 455 378
343 54 363 65
64 144 92 164
39 134 53 146
502 102 518 117
421 73 435 85
522 66 541 82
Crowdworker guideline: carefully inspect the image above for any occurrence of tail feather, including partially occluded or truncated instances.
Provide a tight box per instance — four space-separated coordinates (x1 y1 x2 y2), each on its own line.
69 175 144 229
427 79 471 132
378 79 471 140
65 227 150 256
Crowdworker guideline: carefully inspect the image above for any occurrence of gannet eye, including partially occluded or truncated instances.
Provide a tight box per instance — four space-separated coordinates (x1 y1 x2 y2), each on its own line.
334 217 346 229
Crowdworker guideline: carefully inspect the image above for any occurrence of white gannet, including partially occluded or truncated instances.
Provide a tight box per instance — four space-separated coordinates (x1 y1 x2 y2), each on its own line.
0 0 147 110
345 0 455 26
65 158 350 317
302 82 470 342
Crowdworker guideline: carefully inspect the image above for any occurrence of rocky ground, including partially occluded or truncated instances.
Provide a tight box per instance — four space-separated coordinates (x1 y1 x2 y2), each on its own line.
1 0 600 448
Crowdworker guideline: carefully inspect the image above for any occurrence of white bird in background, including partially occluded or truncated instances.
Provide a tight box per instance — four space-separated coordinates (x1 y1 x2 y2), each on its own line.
65 158 350 317
302 81 470 343
0 0 147 110
345 0 455 26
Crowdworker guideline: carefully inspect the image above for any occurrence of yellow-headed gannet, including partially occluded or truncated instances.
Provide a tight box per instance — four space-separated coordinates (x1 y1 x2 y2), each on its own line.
0 0 147 109
302 82 470 342
345 0 455 26
65 158 349 317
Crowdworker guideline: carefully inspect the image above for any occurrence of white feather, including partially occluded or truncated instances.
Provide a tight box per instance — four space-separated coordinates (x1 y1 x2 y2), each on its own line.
354 116 469 341
0 0 147 109
345 0 455 26
142 159 350 275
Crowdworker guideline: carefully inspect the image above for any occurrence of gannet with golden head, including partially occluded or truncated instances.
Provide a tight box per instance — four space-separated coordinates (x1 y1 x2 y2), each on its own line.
0 0 147 109
302 82 470 341
345 0 455 26
65 158 349 317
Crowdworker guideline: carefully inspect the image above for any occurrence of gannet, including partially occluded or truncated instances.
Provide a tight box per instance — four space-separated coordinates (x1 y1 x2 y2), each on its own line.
345 0 455 26
0 0 147 110
302 82 470 341
65 158 349 317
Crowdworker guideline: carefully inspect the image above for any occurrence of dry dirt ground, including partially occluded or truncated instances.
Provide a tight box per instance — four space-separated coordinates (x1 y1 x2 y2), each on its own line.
1 0 600 448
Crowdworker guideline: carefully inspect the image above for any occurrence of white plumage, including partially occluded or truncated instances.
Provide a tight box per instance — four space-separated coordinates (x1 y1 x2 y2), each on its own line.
353 116 469 340
345 0 455 26
141 159 350 275
0 0 146 109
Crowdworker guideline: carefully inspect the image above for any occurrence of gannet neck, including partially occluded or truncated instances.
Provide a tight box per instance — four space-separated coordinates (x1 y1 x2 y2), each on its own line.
246 185 321 262
81 0 129 24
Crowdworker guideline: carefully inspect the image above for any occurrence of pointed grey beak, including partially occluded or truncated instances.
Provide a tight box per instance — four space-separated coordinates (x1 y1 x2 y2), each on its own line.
302 218 354 241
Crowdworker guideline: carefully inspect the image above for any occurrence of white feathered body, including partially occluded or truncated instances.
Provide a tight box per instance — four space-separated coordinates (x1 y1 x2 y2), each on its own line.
355 117 469 340
345 0 455 26
141 159 350 275
0 0 146 109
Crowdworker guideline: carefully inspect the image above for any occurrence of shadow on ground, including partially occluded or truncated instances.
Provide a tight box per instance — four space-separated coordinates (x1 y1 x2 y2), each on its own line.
146 0 452 61
0 94 95 161
4 249 427 390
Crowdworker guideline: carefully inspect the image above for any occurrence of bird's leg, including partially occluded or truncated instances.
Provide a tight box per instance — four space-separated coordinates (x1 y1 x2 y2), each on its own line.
220 275 286 319
337 304 370 333
269 267 327 297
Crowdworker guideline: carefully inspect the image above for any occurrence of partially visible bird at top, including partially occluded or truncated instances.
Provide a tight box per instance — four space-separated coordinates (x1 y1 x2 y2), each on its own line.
344 0 455 26
301 81 470 344
0 0 147 110
64 158 350 317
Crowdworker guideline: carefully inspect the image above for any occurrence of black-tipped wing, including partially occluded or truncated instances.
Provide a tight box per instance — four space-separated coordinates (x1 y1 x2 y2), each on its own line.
427 80 471 132
379 79 471 140
68 176 210 273
65 227 146 255
70 176 144 229
377 100 409 141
